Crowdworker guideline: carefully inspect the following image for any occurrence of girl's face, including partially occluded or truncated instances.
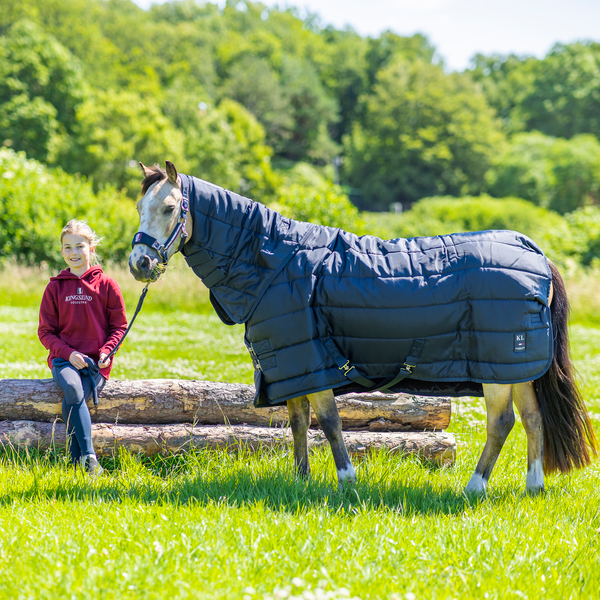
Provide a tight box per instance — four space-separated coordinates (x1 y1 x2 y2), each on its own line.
61 233 93 276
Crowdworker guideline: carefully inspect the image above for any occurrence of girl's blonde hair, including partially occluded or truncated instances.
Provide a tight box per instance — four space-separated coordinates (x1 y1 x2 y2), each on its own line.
60 219 104 266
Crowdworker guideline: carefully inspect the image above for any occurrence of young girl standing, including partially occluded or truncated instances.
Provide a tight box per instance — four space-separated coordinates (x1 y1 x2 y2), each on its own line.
38 220 127 474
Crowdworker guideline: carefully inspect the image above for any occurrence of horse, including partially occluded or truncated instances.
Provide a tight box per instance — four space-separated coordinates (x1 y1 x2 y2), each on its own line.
128 161 598 494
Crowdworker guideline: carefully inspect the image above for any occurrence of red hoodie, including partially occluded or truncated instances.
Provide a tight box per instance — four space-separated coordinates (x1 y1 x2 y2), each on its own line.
38 266 128 379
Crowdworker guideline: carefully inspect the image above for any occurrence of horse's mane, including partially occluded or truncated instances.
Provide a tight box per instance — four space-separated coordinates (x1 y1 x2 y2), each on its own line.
141 166 167 195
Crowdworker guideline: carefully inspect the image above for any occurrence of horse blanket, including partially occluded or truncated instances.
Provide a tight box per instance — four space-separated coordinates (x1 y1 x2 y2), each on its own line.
179 174 553 407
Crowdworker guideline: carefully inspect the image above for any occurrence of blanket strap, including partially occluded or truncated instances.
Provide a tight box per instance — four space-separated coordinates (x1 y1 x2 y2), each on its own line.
323 337 426 392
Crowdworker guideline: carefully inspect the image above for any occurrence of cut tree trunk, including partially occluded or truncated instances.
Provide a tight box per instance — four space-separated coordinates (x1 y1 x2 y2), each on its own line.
0 379 451 431
0 420 456 465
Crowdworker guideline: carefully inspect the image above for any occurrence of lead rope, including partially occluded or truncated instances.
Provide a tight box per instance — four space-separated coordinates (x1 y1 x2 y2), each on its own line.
105 283 150 362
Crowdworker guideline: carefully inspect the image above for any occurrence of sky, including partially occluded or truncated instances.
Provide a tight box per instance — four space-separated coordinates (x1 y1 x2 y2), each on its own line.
131 0 600 71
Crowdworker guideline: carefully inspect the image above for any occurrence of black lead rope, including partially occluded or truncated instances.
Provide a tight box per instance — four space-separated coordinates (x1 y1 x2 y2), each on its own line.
76 283 150 407
104 283 150 363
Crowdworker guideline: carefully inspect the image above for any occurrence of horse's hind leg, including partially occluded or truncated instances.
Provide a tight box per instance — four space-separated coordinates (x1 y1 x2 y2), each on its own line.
466 383 515 494
513 381 544 494
307 389 356 487
287 395 311 478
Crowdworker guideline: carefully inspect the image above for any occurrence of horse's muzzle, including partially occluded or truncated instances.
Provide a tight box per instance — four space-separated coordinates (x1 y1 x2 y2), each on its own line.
128 253 162 283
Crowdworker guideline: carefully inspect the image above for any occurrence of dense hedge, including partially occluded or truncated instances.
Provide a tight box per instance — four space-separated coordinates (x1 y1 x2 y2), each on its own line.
0 149 137 268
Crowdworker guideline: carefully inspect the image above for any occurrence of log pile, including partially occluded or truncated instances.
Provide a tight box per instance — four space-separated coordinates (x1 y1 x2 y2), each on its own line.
0 379 456 465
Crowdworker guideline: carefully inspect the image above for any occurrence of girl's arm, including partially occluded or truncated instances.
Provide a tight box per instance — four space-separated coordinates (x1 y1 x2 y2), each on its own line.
38 285 76 362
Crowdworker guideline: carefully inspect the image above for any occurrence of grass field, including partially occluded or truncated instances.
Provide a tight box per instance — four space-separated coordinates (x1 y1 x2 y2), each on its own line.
1 262 600 599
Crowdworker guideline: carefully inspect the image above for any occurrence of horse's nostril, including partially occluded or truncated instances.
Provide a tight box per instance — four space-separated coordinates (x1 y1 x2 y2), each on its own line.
138 256 150 271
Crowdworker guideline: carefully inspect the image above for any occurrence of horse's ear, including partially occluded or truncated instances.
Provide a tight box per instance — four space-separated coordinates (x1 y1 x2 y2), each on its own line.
139 162 153 177
165 161 178 185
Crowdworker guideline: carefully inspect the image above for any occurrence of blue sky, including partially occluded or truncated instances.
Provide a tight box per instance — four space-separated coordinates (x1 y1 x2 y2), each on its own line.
131 0 600 71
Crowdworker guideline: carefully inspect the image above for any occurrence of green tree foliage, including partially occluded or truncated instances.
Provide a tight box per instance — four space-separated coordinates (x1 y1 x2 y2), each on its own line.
488 132 600 214
520 42 600 139
275 164 366 234
563 206 600 266
318 28 369 144
61 89 187 197
219 56 294 154
365 31 437 85
468 53 537 133
188 98 279 200
0 148 137 268
343 59 506 210
0 20 87 163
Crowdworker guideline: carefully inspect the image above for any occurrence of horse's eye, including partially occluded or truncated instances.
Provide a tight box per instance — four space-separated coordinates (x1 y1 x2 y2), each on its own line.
164 206 176 214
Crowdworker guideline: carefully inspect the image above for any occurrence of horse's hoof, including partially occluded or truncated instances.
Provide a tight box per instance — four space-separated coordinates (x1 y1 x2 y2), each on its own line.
465 474 487 494
525 484 545 496
337 465 357 490
338 477 357 491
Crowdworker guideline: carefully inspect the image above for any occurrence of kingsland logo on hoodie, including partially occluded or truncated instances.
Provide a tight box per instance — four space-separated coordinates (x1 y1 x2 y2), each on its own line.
65 287 93 304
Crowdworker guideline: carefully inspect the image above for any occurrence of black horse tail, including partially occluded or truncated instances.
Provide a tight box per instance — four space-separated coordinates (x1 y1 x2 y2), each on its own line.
534 261 598 473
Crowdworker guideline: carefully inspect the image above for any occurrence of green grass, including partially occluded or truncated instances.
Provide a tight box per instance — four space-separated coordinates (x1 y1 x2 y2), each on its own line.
2 264 600 599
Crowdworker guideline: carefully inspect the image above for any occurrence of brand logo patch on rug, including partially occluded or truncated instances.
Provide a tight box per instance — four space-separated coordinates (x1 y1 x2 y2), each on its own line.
514 333 526 352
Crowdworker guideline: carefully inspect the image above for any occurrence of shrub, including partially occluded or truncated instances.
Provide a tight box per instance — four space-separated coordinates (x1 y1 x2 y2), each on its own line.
0 148 137 268
371 195 574 264
274 180 367 235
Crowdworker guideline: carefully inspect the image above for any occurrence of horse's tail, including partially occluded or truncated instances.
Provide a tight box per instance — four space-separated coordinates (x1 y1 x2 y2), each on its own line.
534 261 598 473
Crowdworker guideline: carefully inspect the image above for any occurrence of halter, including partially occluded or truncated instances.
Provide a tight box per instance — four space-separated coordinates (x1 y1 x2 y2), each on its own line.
131 185 190 265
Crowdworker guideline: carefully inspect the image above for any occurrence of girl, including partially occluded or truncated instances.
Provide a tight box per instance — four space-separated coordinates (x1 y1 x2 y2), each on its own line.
38 220 127 475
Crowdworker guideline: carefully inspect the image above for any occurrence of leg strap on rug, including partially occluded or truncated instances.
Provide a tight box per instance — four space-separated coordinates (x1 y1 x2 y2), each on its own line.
323 337 426 392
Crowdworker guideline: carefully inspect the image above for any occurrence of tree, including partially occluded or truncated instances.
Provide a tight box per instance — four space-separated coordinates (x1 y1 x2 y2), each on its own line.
488 132 600 214
343 59 506 210
61 89 187 196
521 42 600 138
0 19 87 163
174 96 279 202
467 53 537 133
219 56 294 154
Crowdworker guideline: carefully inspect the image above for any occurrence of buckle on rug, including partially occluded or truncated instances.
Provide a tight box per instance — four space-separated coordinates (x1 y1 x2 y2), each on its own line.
248 343 262 371
403 363 415 374
339 360 355 376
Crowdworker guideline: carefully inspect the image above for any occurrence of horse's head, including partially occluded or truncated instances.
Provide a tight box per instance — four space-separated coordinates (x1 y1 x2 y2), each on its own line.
128 160 192 282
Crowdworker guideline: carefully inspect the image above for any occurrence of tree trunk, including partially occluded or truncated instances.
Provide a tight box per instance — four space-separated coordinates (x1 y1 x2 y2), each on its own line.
0 420 456 465
0 379 451 431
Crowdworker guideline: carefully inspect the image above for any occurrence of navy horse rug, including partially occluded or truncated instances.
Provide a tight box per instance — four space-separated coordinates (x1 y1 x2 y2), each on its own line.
177 174 552 407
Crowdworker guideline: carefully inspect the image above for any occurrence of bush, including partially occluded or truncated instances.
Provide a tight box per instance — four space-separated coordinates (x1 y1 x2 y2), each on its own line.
0 148 137 268
273 176 367 235
367 195 576 264
487 132 600 214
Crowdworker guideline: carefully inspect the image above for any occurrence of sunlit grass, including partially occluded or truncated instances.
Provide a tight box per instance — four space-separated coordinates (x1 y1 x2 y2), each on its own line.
0 435 599 599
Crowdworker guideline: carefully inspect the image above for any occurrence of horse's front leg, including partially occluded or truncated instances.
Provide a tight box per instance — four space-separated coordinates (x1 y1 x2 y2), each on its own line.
466 383 515 494
307 389 356 487
287 395 311 478
513 381 545 494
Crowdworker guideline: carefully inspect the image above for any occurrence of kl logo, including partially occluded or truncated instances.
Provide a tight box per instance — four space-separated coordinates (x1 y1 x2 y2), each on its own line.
514 333 526 352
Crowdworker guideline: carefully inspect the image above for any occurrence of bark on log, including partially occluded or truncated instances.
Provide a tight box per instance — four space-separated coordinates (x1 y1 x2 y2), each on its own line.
0 379 451 431
0 420 456 465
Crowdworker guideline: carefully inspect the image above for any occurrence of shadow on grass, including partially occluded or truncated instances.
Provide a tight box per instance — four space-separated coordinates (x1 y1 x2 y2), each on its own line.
0 445 518 516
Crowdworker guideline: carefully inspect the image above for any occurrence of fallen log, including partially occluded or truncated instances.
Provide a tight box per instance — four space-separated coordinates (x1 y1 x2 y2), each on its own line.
0 379 451 431
0 420 456 465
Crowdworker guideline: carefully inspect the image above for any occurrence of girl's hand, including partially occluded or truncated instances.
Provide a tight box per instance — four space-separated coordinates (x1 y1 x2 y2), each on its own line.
98 353 110 369
69 351 89 370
